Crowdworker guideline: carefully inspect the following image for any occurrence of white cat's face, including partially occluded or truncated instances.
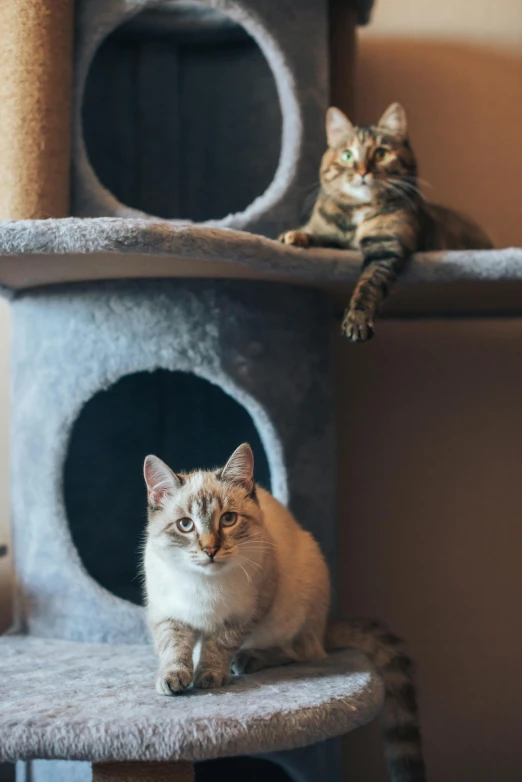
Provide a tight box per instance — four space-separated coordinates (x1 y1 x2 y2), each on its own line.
144 444 264 576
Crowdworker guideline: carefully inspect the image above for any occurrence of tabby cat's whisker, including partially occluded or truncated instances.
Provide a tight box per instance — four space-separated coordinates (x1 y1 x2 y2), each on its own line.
401 174 433 189
390 178 426 200
381 180 418 210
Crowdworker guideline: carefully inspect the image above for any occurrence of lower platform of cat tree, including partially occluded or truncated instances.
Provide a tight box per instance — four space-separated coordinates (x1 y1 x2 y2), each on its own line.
0 637 383 780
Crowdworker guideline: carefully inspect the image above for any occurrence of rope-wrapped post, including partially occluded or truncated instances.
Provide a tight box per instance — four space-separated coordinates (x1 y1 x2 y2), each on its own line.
0 0 74 219
92 761 195 782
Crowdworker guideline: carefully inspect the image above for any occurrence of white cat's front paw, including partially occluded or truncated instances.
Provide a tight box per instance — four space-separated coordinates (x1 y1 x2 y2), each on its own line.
156 665 193 695
193 666 230 690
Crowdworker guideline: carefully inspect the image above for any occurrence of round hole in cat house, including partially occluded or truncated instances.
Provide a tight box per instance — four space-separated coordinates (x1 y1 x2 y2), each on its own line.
82 2 282 222
64 370 271 605
196 756 292 782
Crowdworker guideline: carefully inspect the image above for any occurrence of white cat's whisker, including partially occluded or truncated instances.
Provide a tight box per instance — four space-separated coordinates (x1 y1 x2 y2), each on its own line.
238 544 276 556
241 557 264 573
238 564 252 584
237 535 277 548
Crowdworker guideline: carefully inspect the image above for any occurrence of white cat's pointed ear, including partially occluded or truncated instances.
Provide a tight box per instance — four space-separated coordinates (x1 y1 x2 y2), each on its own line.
220 443 254 491
378 102 408 140
326 107 354 147
144 455 182 507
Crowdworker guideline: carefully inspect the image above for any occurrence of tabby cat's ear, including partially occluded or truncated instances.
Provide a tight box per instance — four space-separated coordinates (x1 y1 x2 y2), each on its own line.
326 107 354 147
220 443 254 491
144 455 183 507
378 103 408 140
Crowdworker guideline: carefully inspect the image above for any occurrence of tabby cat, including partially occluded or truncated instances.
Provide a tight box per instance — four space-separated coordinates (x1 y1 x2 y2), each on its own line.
280 103 492 341
144 443 427 782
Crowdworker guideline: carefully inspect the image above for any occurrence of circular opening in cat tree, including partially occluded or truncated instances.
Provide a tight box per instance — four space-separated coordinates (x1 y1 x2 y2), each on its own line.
196 756 292 782
64 370 271 605
82 2 282 222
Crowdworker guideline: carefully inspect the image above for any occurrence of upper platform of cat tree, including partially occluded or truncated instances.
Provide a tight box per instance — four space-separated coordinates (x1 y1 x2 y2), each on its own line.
0 218 521 316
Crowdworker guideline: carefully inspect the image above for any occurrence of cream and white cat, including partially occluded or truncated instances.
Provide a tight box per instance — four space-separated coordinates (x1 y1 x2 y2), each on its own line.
143 443 426 782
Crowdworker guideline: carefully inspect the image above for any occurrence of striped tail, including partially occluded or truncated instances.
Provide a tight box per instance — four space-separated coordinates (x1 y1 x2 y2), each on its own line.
326 617 427 782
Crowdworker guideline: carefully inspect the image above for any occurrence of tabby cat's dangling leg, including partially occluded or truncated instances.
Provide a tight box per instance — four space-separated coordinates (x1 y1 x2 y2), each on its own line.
342 236 410 342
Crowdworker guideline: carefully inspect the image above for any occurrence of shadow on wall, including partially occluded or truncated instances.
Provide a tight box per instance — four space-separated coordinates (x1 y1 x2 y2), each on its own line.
355 39 522 248
336 319 522 782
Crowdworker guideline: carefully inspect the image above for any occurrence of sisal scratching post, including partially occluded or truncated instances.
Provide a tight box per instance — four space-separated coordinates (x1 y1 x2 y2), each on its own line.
0 0 74 219
328 0 357 117
92 761 194 782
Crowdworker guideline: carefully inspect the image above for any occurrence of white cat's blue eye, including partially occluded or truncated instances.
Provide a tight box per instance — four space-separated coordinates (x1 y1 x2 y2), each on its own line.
221 512 237 527
341 149 353 163
177 517 194 533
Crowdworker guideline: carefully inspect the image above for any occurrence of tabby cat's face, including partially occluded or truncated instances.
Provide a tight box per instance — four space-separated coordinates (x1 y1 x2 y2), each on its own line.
321 103 417 205
144 444 263 576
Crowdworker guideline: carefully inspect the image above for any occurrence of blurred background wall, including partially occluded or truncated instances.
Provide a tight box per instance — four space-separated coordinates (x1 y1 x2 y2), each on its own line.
0 0 521 779
354 0 522 249
339 0 522 780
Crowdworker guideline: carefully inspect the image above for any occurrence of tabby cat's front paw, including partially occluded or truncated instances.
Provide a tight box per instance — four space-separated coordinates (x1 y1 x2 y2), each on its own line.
194 666 230 690
278 230 311 248
156 665 193 695
341 310 374 343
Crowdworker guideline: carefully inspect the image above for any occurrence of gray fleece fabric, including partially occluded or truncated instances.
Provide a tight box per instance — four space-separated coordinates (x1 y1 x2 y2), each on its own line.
0 637 383 763
0 218 521 296
9 280 335 642
73 0 331 237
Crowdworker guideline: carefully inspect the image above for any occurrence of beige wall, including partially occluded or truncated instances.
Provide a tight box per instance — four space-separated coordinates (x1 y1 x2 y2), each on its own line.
338 320 522 782
354 0 522 248
339 1 522 780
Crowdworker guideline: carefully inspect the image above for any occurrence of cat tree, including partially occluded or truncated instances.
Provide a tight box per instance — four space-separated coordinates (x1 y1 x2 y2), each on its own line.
1 1 520 781
0 2 387 782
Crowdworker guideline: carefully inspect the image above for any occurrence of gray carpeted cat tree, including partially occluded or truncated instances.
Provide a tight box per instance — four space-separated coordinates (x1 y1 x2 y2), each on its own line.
0 2 385 782
0 1 520 782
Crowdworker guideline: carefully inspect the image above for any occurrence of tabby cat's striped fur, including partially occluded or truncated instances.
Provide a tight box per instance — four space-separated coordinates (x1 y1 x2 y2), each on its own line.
144 444 426 782
280 103 492 341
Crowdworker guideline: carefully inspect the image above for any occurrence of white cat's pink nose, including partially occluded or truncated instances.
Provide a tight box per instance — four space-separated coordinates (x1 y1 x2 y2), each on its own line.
203 546 220 560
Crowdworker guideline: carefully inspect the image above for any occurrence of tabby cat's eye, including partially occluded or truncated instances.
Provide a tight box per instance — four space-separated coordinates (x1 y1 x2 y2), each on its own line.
177 517 194 533
221 511 238 527
374 147 389 161
341 149 353 163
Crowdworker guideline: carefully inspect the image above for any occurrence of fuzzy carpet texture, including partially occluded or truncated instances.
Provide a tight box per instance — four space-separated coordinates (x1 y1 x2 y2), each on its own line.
0 637 383 763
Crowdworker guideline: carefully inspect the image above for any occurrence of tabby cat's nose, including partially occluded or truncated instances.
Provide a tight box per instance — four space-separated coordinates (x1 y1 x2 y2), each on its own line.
203 546 220 560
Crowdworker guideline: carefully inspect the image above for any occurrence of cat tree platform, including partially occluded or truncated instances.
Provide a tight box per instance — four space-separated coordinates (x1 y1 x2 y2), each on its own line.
0 636 383 774
0 218 521 317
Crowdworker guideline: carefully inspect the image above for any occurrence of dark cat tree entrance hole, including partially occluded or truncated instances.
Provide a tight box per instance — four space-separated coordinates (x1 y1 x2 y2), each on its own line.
83 3 282 221
64 370 271 605
196 756 292 782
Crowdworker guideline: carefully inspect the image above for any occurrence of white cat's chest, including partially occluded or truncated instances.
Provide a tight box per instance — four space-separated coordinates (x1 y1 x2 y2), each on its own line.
145 548 256 631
